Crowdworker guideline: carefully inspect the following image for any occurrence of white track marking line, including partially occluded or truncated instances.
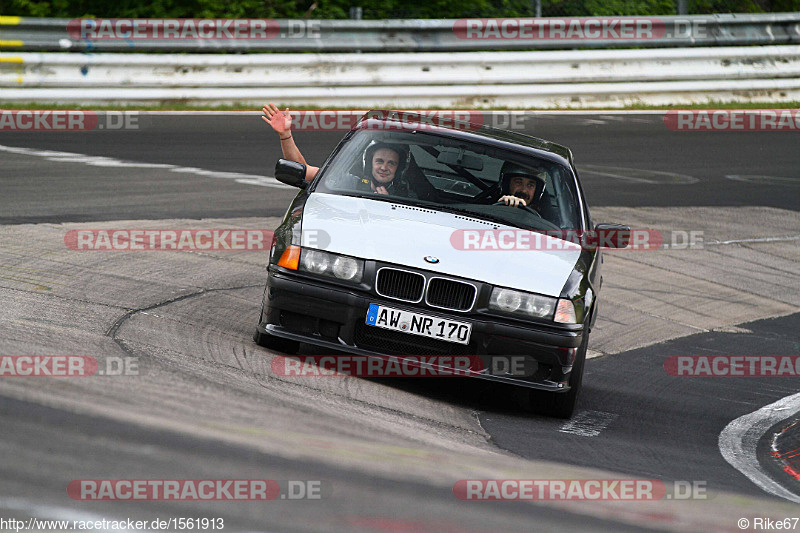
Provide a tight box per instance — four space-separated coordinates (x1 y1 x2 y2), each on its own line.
706 235 800 245
725 175 799 185
577 169 660 184
559 410 617 437
659 234 800 249
579 165 699 184
0 144 292 189
718 392 800 504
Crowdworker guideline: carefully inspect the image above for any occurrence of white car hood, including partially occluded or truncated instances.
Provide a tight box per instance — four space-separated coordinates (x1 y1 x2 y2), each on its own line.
301 193 581 297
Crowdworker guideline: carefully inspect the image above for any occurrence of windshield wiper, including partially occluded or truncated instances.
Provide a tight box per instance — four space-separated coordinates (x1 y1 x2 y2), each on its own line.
333 192 436 208
328 192 556 231
426 203 563 232
341 193 520 227
424 204 518 227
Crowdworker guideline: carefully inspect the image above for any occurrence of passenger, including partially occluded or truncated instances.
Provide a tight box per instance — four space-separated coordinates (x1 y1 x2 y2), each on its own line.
261 103 320 180
348 141 414 197
262 103 413 197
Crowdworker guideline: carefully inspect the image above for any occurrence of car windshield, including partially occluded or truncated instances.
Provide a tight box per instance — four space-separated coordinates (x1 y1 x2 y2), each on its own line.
314 129 582 231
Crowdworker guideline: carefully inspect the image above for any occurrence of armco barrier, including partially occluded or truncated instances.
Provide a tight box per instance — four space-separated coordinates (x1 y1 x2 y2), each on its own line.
2 46 799 88
0 14 799 52
3 79 799 108
1 46 799 107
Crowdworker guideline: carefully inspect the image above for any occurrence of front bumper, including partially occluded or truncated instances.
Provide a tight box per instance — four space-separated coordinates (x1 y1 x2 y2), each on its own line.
256 268 586 392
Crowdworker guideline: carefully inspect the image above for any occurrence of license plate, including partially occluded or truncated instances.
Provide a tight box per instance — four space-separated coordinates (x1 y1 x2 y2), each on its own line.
365 304 472 345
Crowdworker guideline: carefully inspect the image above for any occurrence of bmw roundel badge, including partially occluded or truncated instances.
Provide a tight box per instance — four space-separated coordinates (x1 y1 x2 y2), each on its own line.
424 256 440 264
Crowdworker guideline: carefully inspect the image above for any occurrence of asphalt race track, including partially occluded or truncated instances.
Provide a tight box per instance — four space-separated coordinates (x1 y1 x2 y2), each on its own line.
2 112 799 224
1 112 799 532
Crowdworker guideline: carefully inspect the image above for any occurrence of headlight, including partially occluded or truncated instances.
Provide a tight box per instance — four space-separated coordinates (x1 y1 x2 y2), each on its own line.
332 256 361 280
301 249 330 274
298 248 364 283
489 287 556 320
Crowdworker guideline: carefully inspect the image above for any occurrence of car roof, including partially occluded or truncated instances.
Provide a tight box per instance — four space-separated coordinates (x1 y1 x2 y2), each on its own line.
357 110 574 167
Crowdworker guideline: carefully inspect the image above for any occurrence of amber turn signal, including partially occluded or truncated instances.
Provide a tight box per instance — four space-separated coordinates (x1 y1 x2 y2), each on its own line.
277 245 301 270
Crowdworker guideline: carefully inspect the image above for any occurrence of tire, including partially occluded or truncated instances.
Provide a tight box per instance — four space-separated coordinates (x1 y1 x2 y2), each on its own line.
523 328 589 419
253 328 300 354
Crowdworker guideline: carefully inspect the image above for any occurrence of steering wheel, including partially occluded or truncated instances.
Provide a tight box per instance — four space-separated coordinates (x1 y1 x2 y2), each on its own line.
492 200 541 217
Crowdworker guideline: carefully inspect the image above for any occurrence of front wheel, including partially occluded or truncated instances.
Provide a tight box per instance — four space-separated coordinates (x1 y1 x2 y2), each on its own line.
523 330 589 419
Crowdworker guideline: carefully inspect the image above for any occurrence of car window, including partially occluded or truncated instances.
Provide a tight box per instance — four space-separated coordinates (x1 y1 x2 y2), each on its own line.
314 129 582 231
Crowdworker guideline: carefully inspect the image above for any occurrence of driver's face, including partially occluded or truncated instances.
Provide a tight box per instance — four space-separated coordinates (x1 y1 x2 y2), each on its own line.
371 148 400 184
508 176 538 205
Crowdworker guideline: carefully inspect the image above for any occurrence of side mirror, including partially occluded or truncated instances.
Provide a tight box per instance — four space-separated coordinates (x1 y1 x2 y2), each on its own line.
275 159 308 189
594 223 631 249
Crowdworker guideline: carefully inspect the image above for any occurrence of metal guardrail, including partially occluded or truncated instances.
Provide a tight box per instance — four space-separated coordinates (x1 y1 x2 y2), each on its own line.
1 14 799 52
3 80 798 109
3 47 799 87
2 46 799 108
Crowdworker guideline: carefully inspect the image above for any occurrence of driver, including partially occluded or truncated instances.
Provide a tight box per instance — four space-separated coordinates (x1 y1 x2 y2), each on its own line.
261 103 413 197
494 161 546 209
